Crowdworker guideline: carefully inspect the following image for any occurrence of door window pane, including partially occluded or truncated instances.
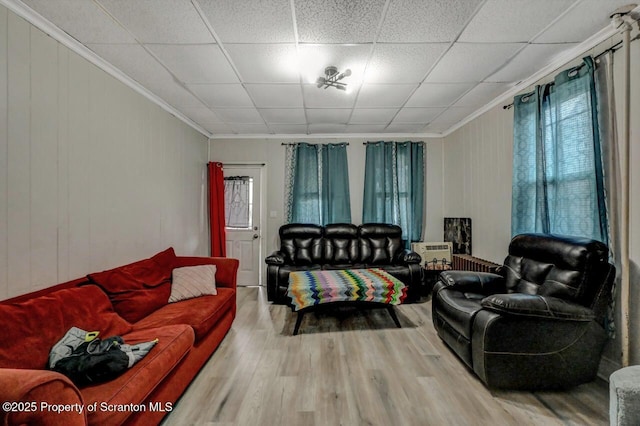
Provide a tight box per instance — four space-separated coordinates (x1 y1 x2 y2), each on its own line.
224 176 253 229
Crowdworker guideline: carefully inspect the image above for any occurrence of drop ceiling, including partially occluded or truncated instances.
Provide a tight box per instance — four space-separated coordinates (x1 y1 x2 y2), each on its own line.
12 0 637 137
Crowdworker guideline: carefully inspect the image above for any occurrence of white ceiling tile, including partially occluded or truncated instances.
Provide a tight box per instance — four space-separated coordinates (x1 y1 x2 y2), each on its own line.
245 84 303 108
425 43 524 83
459 0 575 43
213 108 264 123
453 83 512 107
181 107 224 126
229 123 271 134
303 84 358 108
205 123 234 134
487 43 579 83
226 44 299 83
88 43 207 107
349 108 399 124
22 0 136 43
365 43 449 84
26 0 627 137
268 124 308 134
379 0 484 42
197 0 294 43
297 44 371 87
306 109 351 124
97 0 213 43
308 123 348 134
534 0 631 43
345 124 389 133
186 84 254 107
405 83 475 107
355 84 418 108
151 82 208 108
394 108 443 123
147 44 238 84
259 109 307 124
88 43 169 85
427 106 477 130
296 0 386 43
384 123 427 133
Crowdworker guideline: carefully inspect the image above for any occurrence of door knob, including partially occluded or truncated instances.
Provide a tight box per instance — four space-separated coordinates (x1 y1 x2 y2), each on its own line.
253 234 259 239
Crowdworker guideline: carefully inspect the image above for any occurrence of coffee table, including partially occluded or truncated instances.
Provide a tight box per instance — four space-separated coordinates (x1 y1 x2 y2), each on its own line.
287 268 407 335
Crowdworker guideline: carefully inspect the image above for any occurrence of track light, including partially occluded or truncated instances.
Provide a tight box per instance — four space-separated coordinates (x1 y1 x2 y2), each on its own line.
316 66 351 91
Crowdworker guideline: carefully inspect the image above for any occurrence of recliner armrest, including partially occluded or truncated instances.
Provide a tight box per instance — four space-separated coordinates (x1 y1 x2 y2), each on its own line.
396 249 421 264
265 251 285 265
481 293 595 321
438 271 506 295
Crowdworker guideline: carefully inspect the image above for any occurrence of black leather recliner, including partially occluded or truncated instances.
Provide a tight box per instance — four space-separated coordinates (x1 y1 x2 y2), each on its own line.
265 223 422 304
432 233 615 389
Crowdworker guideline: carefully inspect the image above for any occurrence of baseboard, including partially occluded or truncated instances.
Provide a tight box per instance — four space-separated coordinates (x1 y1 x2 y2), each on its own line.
599 356 622 382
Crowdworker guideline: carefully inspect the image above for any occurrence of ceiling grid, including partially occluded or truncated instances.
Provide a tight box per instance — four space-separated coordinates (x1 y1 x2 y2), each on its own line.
9 0 639 138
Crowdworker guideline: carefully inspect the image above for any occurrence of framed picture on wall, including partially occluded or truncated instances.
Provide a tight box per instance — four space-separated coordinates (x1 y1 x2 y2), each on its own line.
444 218 472 255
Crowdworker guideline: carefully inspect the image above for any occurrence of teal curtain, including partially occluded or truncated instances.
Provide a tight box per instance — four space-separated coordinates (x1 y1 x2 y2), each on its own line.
322 143 351 225
363 141 424 245
511 56 608 243
286 143 351 225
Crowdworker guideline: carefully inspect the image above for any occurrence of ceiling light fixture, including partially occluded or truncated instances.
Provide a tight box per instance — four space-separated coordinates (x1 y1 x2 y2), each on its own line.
316 66 351 91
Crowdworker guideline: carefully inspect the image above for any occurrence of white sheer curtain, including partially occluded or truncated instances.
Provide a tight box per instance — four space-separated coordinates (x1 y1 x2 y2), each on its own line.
596 51 620 337
223 177 251 228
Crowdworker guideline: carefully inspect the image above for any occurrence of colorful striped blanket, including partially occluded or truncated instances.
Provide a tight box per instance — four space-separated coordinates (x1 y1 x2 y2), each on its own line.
287 269 407 312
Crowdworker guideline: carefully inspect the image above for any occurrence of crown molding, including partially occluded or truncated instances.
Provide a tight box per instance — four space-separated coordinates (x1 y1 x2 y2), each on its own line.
0 0 213 139
209 132 444 140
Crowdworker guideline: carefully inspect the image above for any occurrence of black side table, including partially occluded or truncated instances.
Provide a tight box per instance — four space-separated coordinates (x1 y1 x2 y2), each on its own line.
422 261 452 295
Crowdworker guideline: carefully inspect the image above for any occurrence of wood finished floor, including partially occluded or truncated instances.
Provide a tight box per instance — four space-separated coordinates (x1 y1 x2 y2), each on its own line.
162 286 609 426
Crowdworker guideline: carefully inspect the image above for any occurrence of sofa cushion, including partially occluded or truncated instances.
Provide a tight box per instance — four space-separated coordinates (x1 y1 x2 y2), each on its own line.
87 248 177 322
81 324 194 426
0 286 132 370
279 224 324 266
109 283 172 324
88 248 176 292
169 264 217 303
324 224 360 265
134 288 235 341
359 224 403 265
503 234 611 305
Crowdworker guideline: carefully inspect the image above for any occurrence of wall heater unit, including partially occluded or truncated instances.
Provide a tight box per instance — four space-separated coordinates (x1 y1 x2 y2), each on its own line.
411 242 452 265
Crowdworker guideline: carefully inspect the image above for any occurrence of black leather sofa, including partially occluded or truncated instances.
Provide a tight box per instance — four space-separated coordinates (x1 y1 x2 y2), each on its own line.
265 223 422 304
432 233 615 389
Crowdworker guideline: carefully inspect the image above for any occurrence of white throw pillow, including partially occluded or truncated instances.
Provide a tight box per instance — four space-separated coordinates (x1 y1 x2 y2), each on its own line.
169 265 217 303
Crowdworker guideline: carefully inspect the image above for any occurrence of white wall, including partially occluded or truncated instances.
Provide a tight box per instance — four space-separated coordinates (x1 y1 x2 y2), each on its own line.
0 7 209 300
442 106 513 263
209 137 444 258
442 33 640 368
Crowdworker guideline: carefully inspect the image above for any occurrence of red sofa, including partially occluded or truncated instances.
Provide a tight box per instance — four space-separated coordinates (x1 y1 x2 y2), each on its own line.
0 248 238 426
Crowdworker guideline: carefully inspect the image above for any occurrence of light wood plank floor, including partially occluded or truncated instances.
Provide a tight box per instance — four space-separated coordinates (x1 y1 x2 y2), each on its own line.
162 287 609 426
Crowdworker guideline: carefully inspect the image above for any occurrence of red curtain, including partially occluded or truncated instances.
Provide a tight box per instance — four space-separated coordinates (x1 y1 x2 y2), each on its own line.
208 162 226 257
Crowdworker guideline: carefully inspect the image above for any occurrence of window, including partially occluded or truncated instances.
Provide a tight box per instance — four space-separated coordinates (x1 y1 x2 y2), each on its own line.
362 141 424 245
284 143 351 225
223 176 253 229
511 57 607 243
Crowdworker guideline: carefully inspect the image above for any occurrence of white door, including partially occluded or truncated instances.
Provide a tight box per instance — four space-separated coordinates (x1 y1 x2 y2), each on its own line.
223 166 263 286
